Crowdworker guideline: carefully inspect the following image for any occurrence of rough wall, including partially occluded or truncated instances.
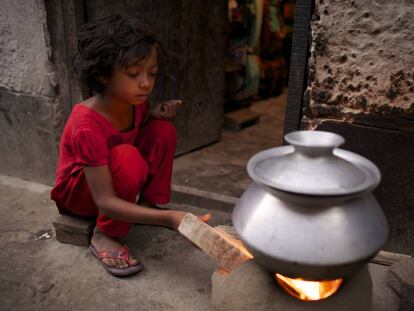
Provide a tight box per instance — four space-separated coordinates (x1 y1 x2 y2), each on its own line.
304 0 414 130
303 0 414 255
0 0 59 184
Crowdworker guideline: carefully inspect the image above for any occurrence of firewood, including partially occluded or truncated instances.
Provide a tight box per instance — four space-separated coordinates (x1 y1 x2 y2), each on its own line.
178 213 253 272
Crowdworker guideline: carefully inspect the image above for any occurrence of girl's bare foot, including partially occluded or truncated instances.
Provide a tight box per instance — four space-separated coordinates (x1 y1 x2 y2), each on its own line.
90 226 139 268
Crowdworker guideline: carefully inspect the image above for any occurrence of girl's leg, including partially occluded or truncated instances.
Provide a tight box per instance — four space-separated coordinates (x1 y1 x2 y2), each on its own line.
135 119 177 205
96 144 149 237
92 144 147 271
57 144 148 271
57 144 148 237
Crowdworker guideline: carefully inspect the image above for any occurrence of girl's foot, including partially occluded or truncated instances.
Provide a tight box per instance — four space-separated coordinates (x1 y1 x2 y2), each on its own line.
90 226 139 269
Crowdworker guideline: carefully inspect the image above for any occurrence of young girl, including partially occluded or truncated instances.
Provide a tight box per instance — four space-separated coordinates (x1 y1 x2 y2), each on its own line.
51 15 210 277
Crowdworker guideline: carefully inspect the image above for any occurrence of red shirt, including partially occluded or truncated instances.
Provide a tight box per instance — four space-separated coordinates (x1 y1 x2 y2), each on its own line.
51 103 148 202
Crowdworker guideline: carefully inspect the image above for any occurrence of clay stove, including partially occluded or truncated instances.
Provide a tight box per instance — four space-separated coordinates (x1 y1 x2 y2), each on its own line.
211 257 403 311
178 211 411 311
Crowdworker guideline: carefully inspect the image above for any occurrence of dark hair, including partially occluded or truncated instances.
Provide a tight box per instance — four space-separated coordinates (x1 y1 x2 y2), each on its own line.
74 15 166 93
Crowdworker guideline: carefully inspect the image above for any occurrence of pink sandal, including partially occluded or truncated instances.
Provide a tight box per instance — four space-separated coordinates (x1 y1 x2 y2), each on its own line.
89 244 144 277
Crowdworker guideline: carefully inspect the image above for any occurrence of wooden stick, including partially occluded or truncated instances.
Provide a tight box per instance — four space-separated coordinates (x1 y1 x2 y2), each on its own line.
371 250 412 266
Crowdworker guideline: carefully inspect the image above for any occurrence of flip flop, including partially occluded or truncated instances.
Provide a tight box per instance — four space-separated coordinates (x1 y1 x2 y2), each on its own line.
89 244 144 277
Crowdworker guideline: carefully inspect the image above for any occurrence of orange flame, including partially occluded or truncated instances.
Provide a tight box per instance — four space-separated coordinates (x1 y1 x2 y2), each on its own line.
275 273 343 301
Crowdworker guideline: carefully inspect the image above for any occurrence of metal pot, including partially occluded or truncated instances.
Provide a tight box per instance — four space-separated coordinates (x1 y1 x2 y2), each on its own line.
233 131 388 280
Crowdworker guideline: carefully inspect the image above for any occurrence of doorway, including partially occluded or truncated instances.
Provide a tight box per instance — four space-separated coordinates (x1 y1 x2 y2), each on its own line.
172 0 299 207
48 0 308 206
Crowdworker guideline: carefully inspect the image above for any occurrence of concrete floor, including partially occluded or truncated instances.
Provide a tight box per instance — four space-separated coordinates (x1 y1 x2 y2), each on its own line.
0 93 287 311
0 181 233 311
2 90 411 310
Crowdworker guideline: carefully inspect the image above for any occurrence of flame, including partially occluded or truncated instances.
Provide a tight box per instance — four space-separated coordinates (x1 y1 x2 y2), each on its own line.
275 273 343 301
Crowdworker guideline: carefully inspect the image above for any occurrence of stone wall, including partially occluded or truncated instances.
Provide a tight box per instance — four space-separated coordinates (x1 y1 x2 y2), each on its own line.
0 0 59 184
305 0 414 130
304 0 414 255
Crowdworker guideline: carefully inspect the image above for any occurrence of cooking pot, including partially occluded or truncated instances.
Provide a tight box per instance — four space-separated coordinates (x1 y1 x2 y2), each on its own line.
232 130 388 280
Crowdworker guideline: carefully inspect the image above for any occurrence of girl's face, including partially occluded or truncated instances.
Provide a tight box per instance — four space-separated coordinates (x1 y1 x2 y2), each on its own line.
104 46 158 106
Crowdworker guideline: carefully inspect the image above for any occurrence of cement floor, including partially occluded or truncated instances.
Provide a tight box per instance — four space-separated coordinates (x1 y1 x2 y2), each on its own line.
0 93 287 310
1 177 410 311
0 181 233 311
2 90 410 310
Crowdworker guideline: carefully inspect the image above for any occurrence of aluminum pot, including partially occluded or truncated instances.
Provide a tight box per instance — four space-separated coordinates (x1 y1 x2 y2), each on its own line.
232 131 388 280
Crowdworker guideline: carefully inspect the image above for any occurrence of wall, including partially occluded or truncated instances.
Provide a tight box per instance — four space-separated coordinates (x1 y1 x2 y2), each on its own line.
0 0 228 183
86 0 227 155
304 0 414 255
305 0 414 129
0 0 59 184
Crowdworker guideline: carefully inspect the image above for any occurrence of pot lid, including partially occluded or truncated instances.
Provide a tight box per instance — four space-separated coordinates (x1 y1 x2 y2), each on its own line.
248 131 381 196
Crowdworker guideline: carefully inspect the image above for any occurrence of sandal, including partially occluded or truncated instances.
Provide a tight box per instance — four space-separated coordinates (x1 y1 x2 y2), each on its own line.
89 244 144 277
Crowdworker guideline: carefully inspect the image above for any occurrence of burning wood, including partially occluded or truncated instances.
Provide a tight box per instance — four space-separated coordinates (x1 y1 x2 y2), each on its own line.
178 213 253 272
275 274 343 301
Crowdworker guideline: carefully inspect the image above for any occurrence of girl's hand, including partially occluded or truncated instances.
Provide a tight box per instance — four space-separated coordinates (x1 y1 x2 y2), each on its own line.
151 100 182 120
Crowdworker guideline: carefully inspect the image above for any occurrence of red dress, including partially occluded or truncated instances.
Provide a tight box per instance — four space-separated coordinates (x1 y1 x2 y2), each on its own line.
51 103 177 237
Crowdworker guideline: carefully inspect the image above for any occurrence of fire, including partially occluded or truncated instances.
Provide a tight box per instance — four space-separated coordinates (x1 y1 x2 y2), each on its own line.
275 274 343 301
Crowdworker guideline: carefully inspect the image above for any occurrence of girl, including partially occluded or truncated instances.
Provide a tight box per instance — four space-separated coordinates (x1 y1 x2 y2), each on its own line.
51 15 210 277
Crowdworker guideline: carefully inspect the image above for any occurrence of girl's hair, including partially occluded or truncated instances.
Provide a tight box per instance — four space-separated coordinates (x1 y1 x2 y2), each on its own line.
74 15 166 93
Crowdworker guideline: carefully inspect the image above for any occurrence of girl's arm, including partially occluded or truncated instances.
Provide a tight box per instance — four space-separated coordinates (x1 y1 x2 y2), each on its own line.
83 165 186 229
